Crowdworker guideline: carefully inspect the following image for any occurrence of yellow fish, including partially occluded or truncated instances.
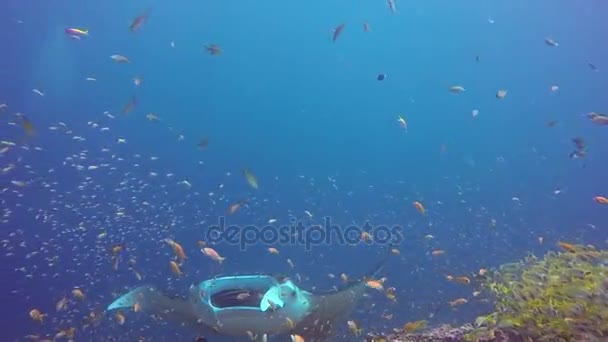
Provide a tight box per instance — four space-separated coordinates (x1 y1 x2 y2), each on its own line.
403 320 427 333
243 169 259 189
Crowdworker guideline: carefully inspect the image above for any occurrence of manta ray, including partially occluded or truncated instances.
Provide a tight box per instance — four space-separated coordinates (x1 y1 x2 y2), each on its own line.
106 248 391 341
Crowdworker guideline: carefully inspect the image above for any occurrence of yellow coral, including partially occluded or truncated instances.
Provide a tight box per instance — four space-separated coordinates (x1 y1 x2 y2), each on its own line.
468 244 608 340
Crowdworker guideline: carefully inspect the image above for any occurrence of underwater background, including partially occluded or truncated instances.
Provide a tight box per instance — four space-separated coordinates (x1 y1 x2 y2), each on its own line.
2 0 608 340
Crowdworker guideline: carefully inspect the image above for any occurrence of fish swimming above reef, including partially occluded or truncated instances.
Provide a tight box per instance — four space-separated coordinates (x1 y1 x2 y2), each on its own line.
106 248 391 341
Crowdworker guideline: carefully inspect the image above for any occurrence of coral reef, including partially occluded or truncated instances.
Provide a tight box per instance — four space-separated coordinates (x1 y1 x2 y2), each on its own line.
479 243 608 341
373 323 524 342
382 324 475 341
373 243 608 342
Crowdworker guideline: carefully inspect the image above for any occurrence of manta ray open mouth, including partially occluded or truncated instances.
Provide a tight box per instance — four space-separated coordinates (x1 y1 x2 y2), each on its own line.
106 248 391 340
210 288 263 308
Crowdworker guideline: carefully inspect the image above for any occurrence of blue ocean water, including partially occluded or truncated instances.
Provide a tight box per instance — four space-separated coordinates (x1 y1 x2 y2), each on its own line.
2 0 608 341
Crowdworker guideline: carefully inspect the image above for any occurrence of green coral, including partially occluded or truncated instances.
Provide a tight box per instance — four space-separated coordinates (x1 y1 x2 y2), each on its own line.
469 244 608 341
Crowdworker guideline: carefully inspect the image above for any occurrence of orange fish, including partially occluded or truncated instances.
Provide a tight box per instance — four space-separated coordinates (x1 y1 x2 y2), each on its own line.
452 276 471 285
29 309 47 323
291 334 305 342
449 298 468 307
130 9 151 32
165 239 186 261
111 244 125 256
332 24 345 42
360 231 372 242
122 95 137 115
593 196 608 204
169 260 183 277
228 200 247 215
202 247 226 263
115 311 126 325
19 114 36 136
72 288 85 301
228 202 241 214
431 249 445 256
413 201 425 215
558 241 577 253
366 279 384 291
